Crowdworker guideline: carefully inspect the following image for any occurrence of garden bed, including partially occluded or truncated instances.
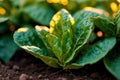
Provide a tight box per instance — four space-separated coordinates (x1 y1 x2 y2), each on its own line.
0 50 116 80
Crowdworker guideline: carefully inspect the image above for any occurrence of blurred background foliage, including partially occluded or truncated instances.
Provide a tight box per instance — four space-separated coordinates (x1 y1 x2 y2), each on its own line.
0 0 120 62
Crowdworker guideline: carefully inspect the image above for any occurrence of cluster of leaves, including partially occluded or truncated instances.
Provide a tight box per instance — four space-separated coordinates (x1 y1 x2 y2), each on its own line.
0 0 114 62
14 8 120 79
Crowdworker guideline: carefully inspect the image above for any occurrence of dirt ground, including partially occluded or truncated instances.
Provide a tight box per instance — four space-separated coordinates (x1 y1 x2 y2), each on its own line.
0 50 116 80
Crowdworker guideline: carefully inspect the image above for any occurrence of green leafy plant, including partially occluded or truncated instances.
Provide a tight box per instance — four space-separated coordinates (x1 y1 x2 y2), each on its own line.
13 9 116 70
0 0 116 62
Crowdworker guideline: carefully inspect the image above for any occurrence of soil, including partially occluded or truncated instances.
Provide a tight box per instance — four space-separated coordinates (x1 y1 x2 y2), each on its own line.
0 50 116 80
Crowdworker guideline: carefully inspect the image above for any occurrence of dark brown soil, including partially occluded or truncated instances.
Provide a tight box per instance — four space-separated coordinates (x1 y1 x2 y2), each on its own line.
0 50 116 80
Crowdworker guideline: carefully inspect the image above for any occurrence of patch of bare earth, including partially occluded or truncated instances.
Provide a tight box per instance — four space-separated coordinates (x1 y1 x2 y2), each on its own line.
0 50 116 80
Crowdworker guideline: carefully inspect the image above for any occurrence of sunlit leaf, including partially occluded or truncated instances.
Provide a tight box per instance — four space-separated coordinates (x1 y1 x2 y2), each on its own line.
14 27 59 68
64 10 100 63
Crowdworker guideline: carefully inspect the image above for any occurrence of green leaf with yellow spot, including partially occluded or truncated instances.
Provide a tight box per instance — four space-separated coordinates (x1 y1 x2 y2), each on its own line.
14 27 59 68
73 10 99 52
49 9 75 37
64 10 100 63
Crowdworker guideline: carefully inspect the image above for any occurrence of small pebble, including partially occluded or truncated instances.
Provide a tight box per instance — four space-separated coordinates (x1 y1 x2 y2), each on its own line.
29 76 33 80
16 71 19 74
38 74 42 79
57 77 67 80
44 78 49 80
19 73 29 80
20 58 27 64
2 77 10 80
0 75 2 79
90 72 100 78
13 65 20 70
1 65 5 68
5 77 10 80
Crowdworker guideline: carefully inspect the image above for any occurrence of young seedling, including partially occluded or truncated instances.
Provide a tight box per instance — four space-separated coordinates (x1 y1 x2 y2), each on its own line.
13 9 115 70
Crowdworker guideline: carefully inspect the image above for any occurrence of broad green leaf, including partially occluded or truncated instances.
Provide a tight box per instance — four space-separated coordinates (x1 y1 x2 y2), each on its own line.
0 35 18 62
73 10 99 51
13 27 59 68
23 4 56 26
64 10 100 63
65 37 116 69
104 44 120 80
46 33 62 63
49 9 74 63
93 17 116 36
114 10 120 38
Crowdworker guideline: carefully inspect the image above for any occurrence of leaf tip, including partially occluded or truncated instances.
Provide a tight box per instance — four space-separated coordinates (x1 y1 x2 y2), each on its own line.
84 7 109 16
35 25 49 31
17 27 29 32
60 9 75 25
60 8 68 13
